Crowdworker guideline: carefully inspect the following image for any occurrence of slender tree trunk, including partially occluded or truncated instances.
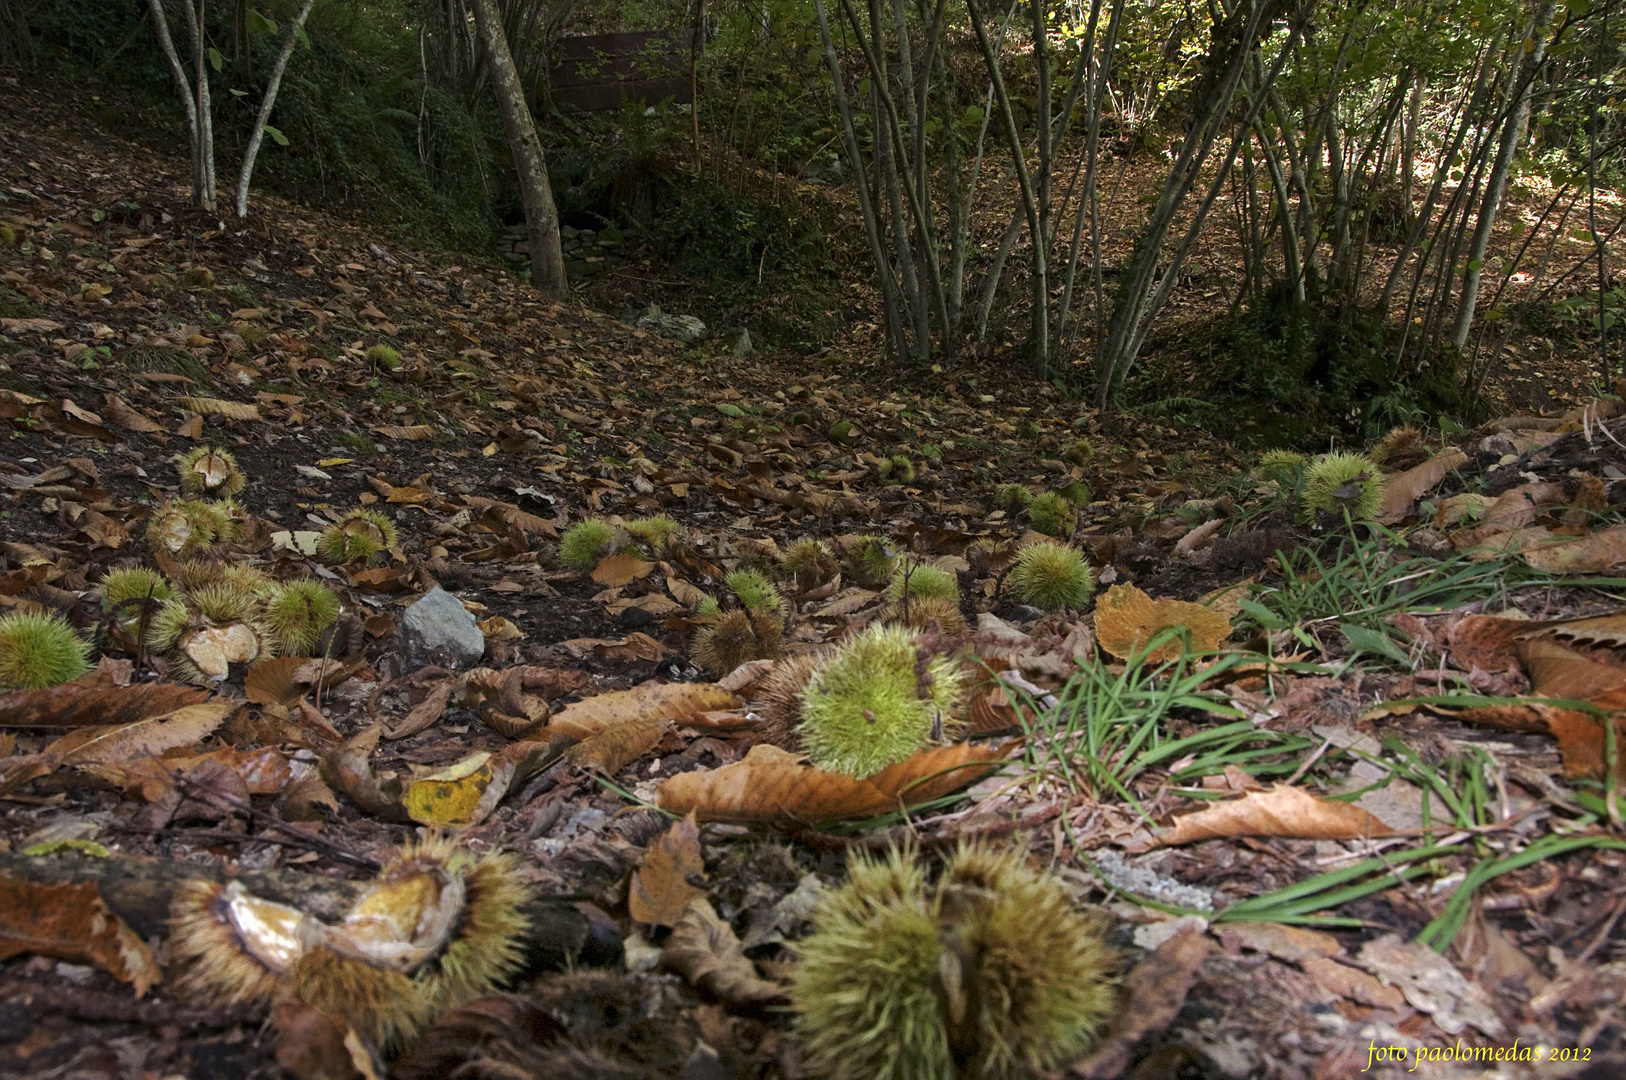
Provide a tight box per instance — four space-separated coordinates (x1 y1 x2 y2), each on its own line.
146 0 199 151
233 0 315 218
1449 1 1558 349
469 0 568 298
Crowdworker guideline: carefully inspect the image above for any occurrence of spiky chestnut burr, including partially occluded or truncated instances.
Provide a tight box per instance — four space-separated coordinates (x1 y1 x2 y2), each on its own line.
1256 449 1306 486
691 608 784 676
316 508 399 565
792 843 1117 1080
145 499 223 556
723 568 783 616
1369 425 1426 469
994 484 1034 515
1025 493 1076 538
558 519 615 570
1303 452 1384 520
1006 541 1095 612
286 942 429 1050
780 538 836 586
842 536 898 587
162 581 271 684
885 562 960 606
263 579 342 655
756 648 831 751
169 879 314 1008
797 623 965 778
887 595 968 637
0 611 91 689
176 445 247 498
624 515 680 553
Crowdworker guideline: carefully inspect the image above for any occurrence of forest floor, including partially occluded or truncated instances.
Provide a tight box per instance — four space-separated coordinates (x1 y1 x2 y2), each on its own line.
2 76 1626 1080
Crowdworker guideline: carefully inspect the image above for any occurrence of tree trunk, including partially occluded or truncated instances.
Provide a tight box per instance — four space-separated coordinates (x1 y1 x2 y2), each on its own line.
233 0 316 218
469 0 569 298
1449 1 1558 350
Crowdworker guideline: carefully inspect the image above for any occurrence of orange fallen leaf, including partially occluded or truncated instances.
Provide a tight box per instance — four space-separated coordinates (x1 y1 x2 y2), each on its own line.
656 740 1016 824
1146 784 1392 847
1454 482 1566 547
591 552 655 587
561 715 668 773
1519 525 1626 574
629 811 706 927
1094 584 1231 663
0 880 162 996
1378 448 1468 523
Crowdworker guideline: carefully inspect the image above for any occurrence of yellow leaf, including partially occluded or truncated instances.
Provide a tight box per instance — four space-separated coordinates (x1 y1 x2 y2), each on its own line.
482 442 498 457
403 751 494 826
316 457 353 467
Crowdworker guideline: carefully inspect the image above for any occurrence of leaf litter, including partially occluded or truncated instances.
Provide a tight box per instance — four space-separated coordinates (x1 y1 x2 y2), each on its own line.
0 87 1624 1080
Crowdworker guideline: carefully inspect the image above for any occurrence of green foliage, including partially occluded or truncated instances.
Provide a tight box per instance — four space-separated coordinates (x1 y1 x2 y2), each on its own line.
0 612 92 689
1026 493 1076 537
798 624 963 777
559 519 615 571
1007 542 1095 611
885 562 960 605
1303 452 1384 520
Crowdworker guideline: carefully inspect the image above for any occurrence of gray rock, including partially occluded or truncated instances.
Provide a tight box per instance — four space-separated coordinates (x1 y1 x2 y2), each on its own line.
636 304 708 344
996 604 1050 624
721 326 752 356
399 587 485 669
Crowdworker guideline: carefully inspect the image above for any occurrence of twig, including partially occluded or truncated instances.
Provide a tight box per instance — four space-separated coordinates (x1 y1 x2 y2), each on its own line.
170 771 380 871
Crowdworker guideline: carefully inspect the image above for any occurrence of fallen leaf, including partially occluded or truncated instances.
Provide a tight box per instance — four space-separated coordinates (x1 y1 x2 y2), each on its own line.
1378 448 1469 523
43 701 238 765
1303 956 1407 1009
403 751 495 827
1520 525 1626 573
1094 584 1232 663
629 811 706 927
1221 921 1343 963
385 681 454 740
561 715 668 773
661 899 785 1004
556 633 667 662
1071 927 1212 1079
0 879 162 996
657 741 1016 823
246 656 310 706
282 774 341 821
0 678 206 727
178 396 262 421
318 725 408 821
591 552 655 587
1455 482 1566 547
1353 933 1503 1036
1146 784 1392 847
373 424 437 441
549 681 739 739
273 1001 384 1080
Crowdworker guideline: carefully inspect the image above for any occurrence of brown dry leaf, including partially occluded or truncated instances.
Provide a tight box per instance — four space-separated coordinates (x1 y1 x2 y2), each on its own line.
43 701 238 766
591 552 655 587
556 633 667 662
1445 614 1543 676
1071 927 1212 1079
1094 584 1232 663
282 773 341 821
349 566 412 591
1146 784 1392 847
561 715 668 773
1303 957 1407 1009
1221 922 1343 963
164 745 293 795
661 899 786 1005
178 396 262 421
549 680 739 740
1520 525 1626 573
246 656 308 706
629 811 706 927
317 725 409 821
367 475 435 504
1353 933 1503 1037
0 879 162 996
813 588 881 617
103 393 162 433
373 424 437 441
0 678 206 727
1455 482 1567 546
477 616 524 642
385 681 455 740
657 741 1015 824
273 1001 384 1080
1378 447 1469 523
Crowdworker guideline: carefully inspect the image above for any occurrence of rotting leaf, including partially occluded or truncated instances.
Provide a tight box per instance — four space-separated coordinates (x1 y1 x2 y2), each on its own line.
1094 584 1232 663
1143 784 1392 847
549 680 739 740
0 879 162 996
629 810 706 927
661 898 786 1005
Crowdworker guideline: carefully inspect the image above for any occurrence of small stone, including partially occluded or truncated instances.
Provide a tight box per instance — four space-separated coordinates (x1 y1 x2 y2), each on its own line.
996 604 1049 624
636 304 707 344
721 326 752 356
399 587 485 669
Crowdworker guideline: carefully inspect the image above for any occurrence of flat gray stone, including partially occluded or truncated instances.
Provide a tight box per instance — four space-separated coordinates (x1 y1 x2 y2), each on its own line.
399 587 485 669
